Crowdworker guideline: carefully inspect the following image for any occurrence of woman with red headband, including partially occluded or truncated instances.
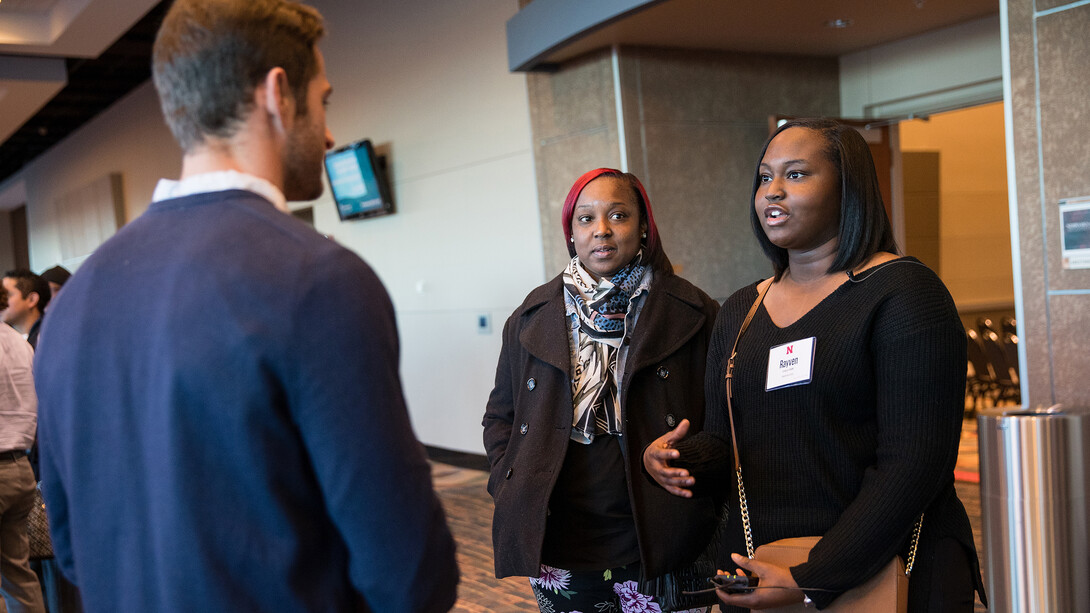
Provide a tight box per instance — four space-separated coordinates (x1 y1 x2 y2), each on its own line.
483 168 720 612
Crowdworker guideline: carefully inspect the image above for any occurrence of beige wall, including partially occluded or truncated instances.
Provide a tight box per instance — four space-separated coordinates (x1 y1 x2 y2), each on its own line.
900 102 1013 311
1005 0 1090 407
0 0 539 454
901 151 941 273
526 50 623 280
840 15 1003 118
13 81 179 271
528 46 840 301
307 0 542 453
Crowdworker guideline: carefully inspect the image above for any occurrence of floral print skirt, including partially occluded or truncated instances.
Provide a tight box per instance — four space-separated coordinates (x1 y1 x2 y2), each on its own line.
529 563 709 613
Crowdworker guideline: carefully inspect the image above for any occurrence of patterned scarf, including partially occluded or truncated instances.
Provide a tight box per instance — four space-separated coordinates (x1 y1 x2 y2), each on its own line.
563 252 648 443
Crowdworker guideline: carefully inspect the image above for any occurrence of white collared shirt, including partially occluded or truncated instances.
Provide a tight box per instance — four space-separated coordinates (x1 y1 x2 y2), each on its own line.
152 170 289 213
0 324 37 452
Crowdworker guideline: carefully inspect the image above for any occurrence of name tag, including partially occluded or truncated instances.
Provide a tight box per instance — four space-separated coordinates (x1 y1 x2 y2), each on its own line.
766 337 816 391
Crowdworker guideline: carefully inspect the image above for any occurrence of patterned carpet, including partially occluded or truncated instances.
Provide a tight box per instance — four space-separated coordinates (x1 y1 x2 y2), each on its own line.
433 418 988 612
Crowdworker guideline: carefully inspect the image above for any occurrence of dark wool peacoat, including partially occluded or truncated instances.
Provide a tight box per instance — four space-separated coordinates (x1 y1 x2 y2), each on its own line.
483 272 720 580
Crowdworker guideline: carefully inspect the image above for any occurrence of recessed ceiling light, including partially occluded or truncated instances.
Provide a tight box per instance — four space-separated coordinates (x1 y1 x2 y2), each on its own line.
825 18 853 29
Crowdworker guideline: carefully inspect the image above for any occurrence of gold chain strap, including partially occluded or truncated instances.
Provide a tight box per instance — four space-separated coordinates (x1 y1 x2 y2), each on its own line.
737 467 754 558
905 513 924 576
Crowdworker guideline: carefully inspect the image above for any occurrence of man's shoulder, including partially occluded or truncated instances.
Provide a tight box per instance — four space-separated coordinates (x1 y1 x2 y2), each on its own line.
134 190 364 265
0 322 31 355
77 190 383 309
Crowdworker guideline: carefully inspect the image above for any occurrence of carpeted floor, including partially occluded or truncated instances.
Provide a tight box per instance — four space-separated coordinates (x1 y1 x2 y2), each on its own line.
431 463 540 612
433 417 988 612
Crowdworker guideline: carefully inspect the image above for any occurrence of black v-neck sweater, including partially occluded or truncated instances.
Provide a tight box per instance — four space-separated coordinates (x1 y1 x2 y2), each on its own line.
676 258 985 610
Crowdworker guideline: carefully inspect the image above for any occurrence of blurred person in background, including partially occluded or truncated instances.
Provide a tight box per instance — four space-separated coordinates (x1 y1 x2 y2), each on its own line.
1 271 50 349
0 320 46 613
37 269 70 302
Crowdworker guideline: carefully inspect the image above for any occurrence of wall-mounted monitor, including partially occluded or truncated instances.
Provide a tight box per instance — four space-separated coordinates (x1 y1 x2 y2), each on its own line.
324 139 394 221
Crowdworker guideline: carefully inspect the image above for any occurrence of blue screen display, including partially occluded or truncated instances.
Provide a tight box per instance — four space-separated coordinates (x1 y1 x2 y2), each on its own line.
325 144 385 219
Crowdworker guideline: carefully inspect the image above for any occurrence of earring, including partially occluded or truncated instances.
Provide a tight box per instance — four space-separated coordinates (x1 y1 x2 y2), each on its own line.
570 237 574 243
641 232 647 239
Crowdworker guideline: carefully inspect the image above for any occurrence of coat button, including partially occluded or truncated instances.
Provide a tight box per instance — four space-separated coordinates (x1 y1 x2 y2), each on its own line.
520 423 528 435
665 414 677 427
505 468 513 479
526 378 536 391
656 366 669 379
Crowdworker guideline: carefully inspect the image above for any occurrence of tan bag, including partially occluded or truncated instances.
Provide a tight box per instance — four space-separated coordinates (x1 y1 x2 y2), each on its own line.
723 283 915 613
754 537 908 613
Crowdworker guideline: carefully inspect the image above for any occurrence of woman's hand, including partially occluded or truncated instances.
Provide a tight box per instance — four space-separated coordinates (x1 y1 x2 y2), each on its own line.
642 418 695 497
716 553 805 610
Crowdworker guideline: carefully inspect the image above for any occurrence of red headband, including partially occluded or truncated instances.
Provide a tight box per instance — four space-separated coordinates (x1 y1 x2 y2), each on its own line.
561 168 661 258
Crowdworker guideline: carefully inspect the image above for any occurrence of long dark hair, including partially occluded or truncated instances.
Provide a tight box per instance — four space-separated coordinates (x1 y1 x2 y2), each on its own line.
562 168 674 276
749 118 898 280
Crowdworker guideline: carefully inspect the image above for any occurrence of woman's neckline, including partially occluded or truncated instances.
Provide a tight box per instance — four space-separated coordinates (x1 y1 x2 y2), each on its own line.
759 253 912 330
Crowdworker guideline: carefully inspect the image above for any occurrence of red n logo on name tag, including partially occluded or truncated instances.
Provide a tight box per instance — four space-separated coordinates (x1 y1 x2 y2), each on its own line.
786 346 793 354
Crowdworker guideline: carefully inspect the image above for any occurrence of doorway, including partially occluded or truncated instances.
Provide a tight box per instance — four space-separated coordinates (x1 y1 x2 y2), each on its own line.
898 101 1018 407
899 102 1012 314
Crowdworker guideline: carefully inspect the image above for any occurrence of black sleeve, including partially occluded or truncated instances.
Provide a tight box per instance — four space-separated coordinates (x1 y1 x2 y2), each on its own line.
673 285 757 496
286 248 458 612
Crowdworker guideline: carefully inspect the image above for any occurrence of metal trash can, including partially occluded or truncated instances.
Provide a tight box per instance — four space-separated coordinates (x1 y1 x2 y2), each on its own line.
979 405 1090 612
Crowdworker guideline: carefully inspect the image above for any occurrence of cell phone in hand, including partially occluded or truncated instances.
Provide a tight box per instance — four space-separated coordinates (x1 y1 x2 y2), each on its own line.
710 573 757 593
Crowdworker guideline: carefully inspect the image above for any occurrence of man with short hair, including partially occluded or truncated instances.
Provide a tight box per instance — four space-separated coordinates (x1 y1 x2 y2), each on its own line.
0 322 46 613
1 271 51 349
33 1 458 612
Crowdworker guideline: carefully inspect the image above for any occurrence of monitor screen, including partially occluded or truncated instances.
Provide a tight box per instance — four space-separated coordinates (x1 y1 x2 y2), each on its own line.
324 139 394 221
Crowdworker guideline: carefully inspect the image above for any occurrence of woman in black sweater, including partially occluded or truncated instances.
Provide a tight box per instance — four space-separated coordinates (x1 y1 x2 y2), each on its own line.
644 119 986 611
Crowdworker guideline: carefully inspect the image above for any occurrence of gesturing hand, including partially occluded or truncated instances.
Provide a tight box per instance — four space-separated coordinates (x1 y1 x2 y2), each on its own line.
642 418 695 498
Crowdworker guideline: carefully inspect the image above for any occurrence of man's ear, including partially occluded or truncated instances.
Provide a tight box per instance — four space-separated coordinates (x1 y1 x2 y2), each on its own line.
25 291 40 310
260 67 295 135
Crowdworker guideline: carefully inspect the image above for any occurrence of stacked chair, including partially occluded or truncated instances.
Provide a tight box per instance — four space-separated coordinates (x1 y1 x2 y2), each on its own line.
965 317 1020 411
